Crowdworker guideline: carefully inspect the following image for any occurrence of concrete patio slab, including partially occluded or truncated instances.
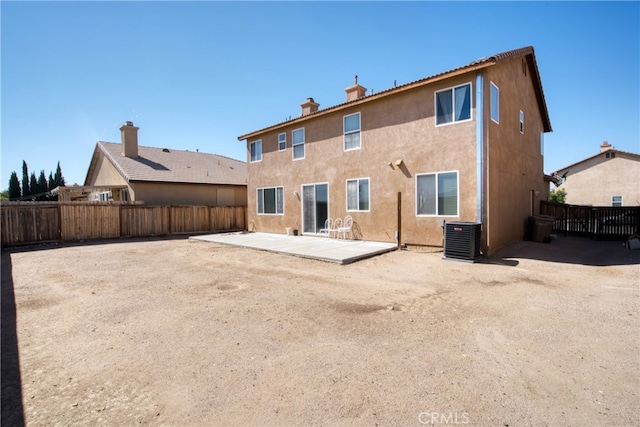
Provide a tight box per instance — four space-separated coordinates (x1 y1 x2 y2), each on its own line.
190 232 397 264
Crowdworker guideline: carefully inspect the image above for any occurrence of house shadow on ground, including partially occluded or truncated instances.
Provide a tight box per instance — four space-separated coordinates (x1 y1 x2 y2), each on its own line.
1 251 25 427
484 235 640 267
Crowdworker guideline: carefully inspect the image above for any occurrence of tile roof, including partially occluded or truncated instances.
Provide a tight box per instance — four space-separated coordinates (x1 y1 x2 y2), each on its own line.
238 46 551 141
86 142 247 186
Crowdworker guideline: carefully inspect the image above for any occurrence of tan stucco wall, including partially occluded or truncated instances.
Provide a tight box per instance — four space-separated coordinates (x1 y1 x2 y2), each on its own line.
245 56 549 253
89 154 129 187
557 153 640 206
483 57 547 253
132 182 247 206
246 74 479 247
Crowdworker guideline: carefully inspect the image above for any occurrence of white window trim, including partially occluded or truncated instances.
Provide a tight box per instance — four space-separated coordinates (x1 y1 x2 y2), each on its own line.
415 170 460 217
256 186 284 215
278 132 286 151
519 110 525 134
292 127 305 160
490 82 499 124
250 139 262 163
343 112 361 152
346 177 370 212
434 82 473 127
612 195 623 207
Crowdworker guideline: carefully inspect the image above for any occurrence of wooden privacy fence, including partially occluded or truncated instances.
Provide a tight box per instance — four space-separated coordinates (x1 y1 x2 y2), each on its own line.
540 201 639 239
1 202 247 245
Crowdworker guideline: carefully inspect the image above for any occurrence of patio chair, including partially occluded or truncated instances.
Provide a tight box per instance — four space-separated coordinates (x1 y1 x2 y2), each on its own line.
332 218 342 239
318 218 334 238
337 215 353 240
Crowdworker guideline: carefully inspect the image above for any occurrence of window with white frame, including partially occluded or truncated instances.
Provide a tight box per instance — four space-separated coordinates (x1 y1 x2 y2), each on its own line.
346 178 369 211
435 83 472 125
292 128 305 159
612 195 623 207
257 186 284 214
344 112 361 151
278 133 286 151
519 110 525 134
416 171 458 216
490 82 499 123
540 132 544 156
250 140 262 162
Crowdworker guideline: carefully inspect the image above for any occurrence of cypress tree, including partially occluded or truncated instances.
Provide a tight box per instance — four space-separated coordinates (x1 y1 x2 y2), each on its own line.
37 170 48 200
21 161 30 197
29 172 38 200
48 172 55 191
54 162 65 187
9 171 21 200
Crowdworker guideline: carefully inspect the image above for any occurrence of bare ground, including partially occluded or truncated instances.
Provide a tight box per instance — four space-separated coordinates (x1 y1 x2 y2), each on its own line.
2 235 639 426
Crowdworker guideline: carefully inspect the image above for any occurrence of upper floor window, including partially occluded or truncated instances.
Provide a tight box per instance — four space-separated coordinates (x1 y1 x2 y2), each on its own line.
519 110 525 134
490 82 499 124
250 140 262 162
416 171 458 216
612 195 623 207
292 128 305 160
435 83 472 126
278 133 286 151
344 112 361 151
346 178 370 211
257 186 284 214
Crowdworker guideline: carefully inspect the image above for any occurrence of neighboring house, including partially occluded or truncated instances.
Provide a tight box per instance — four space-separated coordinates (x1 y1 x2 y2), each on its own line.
237 46 552 255
82 122 247 206
552 141 640 206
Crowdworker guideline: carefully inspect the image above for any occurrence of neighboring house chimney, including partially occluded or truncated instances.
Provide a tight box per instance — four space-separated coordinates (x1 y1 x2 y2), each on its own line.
120 121 139 158
345 75 367 102
599 141 612 152
301 97 319 116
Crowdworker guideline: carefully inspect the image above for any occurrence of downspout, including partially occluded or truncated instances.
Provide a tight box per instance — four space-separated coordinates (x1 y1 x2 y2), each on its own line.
475 71 484 226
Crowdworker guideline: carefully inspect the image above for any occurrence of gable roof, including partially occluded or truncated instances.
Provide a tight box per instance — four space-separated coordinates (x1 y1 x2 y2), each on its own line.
238 46 551 141
551 148 640 176
84 142 247 186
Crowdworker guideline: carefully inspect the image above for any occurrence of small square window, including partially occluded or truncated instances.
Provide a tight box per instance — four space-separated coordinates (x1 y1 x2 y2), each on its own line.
292 128 305 160
612 195 622 207
416 171 459 216
346 178 370 211
257 186 284 214
344 113 361 151
250 140 262 162
435 83 472 126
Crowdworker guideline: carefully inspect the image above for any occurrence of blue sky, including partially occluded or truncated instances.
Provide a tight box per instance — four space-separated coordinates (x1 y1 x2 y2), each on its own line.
2 1 639 189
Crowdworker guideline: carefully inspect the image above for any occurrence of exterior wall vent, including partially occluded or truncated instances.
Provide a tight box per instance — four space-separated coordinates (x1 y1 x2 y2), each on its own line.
443 222 482 262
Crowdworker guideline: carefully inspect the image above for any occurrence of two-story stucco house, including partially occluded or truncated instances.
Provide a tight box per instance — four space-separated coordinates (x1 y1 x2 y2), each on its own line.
552 141 640 206
81 122 247 206
238 46 552 255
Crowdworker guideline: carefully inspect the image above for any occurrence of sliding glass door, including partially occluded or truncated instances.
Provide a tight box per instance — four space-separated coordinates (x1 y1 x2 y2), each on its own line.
302 183 328 234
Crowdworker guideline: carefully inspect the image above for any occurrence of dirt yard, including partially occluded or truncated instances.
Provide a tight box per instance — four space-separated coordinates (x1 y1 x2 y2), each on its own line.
2 235 639 426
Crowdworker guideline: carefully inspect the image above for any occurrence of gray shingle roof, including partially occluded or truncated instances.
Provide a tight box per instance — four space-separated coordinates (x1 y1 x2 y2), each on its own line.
93 142 247 186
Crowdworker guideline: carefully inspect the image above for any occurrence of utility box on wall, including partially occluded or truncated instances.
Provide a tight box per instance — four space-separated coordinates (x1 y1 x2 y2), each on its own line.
444 222 482 262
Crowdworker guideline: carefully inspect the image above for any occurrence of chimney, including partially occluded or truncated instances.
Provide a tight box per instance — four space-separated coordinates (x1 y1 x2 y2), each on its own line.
599 141 612 152
300 97 319 116
345 75 367 102
120 121 139 158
